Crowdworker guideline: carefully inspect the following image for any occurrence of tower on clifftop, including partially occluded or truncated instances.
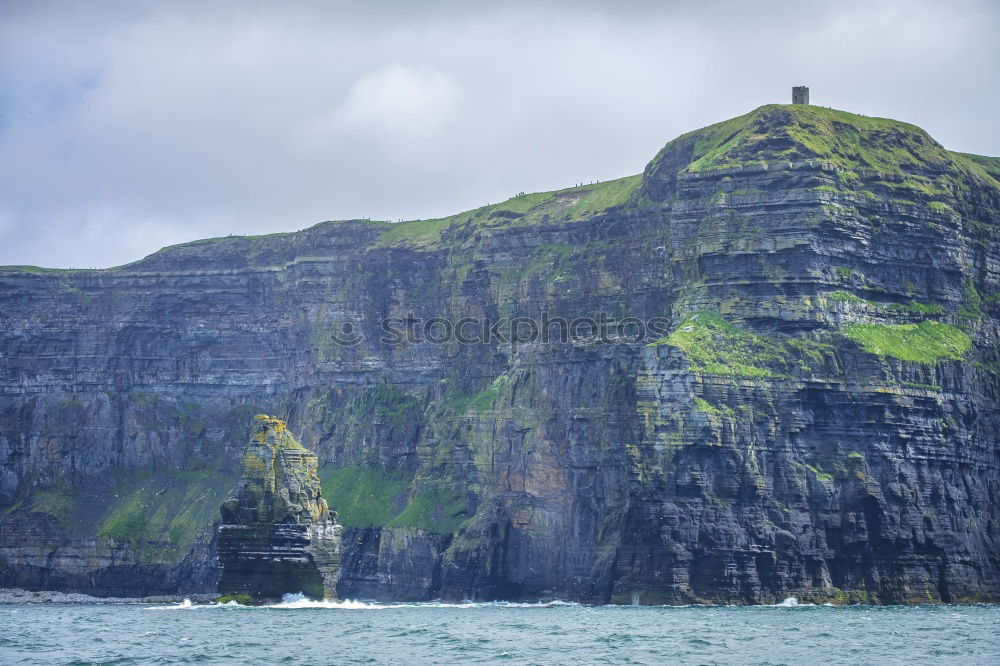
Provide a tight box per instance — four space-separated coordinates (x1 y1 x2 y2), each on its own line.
792 86 810 105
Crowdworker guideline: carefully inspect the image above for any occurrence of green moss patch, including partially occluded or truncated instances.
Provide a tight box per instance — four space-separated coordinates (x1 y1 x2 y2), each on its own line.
959 278 984 320
683 105 963 178
653 312 789 378
386 483 468 533
651 311 836 379
842 320 971 363
955 152 1000 183
694 397 721 415
896 301 945 315
829 290 865 303
28 486 76 524
374 174 642 248
217 594 258 605
828 290 943 314
318 466 410 528
375 217 452 248
319 466 466 533
805 464 834 482
97 467 235 561
440 375 509 413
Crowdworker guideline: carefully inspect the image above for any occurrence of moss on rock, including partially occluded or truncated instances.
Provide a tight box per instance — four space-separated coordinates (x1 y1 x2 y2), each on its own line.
842 320 971 363
318 466 409 527
652 311 830 379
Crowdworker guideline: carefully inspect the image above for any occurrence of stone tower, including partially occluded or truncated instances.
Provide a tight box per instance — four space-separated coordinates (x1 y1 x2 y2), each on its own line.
792 86 809 105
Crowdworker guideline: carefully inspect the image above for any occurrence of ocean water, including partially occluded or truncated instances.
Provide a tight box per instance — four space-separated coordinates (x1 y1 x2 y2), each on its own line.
2 596 998 665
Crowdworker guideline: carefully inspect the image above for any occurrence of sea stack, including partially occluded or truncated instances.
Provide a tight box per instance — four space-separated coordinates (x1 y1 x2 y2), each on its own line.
217 415 341 600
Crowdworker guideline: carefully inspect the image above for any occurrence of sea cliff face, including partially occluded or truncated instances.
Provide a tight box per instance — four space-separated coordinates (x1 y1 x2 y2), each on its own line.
1 105 998 603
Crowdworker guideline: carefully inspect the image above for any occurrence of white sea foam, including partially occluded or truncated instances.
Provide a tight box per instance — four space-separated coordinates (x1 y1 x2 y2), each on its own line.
147 598 195 610
264 592 580 610
144 593 838 611
767 596 818 607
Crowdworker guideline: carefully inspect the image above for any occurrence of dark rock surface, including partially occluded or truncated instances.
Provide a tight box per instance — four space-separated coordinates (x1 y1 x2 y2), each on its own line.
1 104 998 604
217 415 340 600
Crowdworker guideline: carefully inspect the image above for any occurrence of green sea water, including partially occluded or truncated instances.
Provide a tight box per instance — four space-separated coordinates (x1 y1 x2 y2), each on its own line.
2 596 998 665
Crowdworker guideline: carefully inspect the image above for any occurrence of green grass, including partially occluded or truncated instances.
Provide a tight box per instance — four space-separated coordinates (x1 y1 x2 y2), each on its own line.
805 464 834 482
651 311 836 379
319 465 469 533
842 320 971 363
959 278 984 320
98 494 148 541
0 265 88 274
386 483 468 533
29 486 77 524
96 468 235 560
891 301 944 315
647 111 755 174
651 311 787 378
440 375 509 413
954 152 1000 183
694 397 721 415
653 105 997 200
683 105 958 176
375 216 453 248
154 231 296 252
374 175 642 248
318 466 410 528
829 290 865 303
828 290 944 315
566 174 643 216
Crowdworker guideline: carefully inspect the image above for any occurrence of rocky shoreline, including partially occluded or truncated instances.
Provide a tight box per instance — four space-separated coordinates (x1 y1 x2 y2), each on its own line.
0 588 217 605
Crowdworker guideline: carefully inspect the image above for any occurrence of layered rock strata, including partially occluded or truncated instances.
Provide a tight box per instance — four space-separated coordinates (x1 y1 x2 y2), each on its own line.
217 415 340 600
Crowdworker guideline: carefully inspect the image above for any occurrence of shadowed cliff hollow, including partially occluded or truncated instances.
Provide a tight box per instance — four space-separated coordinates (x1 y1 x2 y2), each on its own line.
1 104 999 604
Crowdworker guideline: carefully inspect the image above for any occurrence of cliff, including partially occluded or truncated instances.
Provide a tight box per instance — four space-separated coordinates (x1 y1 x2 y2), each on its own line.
1 104 998 604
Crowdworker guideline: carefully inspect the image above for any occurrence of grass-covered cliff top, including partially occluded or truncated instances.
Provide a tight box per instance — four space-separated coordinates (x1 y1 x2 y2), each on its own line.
646 104 998 185
958 152 1000 183
374 173 643 248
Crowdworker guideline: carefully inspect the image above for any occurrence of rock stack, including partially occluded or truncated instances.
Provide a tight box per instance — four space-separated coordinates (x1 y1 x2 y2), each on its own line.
217 415 340 600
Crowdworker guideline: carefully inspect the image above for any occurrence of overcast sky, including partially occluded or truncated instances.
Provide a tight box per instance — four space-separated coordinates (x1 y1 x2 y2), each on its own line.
1 0 998 268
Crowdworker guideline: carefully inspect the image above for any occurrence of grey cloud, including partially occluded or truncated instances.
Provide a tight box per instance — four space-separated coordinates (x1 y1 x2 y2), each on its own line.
1 0 997 268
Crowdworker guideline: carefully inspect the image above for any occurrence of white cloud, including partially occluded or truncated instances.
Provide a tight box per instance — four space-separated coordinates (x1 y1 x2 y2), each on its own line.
326 64 462 147
0 0 997 268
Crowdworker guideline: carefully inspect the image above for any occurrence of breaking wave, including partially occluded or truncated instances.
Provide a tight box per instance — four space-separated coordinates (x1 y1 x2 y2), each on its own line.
146 598 195 610
267 593 581 609
145 593 839 610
